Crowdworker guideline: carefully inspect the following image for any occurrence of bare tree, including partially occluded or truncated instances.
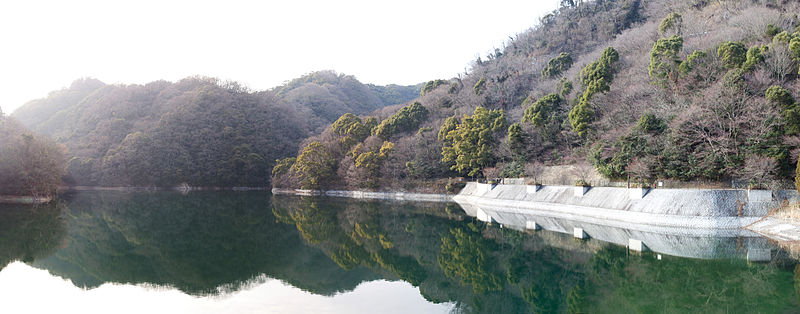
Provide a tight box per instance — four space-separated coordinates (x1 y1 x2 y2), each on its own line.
763 44 797 82
524 161 545 184
482 167 502 182
570 162 595 186
626 158 654 186
740 156 778 188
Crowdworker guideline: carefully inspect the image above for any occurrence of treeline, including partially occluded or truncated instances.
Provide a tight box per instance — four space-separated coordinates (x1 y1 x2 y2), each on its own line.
12 72 420 187
0 112 65 197
276 0 800 190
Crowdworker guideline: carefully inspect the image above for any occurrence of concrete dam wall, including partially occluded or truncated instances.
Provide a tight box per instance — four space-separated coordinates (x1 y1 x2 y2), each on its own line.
454 182 799 260
453 182 799 229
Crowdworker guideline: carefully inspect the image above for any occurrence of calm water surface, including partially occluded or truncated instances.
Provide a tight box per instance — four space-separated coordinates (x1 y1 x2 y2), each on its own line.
1 191 799 313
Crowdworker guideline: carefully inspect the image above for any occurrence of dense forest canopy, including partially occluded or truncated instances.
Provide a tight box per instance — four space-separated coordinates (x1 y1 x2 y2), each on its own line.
0 112 65 197
276 0 800 191
11 72 420 188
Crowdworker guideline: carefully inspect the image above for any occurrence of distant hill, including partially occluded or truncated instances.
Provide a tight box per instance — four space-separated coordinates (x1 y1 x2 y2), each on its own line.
12 72 420 187
274 71 422 132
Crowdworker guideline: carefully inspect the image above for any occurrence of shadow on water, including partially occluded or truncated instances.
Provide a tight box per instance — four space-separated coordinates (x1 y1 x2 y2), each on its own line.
0 202 67 270
29 191 379 296
3 191 800 313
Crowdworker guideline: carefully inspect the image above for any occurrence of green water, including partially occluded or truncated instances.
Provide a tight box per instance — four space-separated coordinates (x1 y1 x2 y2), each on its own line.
0 191 798 313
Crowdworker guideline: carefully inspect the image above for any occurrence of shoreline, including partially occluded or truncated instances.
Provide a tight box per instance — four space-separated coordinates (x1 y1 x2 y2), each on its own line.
61 186 270 192
271 188 453 202
273 183 800 248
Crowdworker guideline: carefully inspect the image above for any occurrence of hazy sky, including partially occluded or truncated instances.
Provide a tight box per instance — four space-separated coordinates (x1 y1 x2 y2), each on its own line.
0 0 559 114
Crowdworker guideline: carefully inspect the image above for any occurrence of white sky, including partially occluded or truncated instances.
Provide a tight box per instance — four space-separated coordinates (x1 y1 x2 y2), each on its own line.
0 0 560 114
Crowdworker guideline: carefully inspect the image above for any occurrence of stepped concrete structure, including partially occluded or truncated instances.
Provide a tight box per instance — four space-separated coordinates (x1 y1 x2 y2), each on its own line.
454 182 799 260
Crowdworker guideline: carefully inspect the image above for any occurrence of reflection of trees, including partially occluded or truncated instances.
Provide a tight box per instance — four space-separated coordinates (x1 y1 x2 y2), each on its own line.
33 191 378 296
580 246 799 313
276 195 800 313
0 202 66 270
438 227 502 293
29 192 800 312
274 196 429 285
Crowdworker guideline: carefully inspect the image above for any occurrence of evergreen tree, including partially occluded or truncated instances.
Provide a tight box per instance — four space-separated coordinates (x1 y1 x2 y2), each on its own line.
717 42 747 69
648 35 683 87
441 107 507 177
523 93 562 128
541 52 573 78
658 12 682 36
571 47 619 137
373 102 429 140
292 142 336 189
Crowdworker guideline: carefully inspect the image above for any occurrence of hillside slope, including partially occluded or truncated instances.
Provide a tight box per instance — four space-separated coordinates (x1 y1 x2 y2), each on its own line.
276 0 800 191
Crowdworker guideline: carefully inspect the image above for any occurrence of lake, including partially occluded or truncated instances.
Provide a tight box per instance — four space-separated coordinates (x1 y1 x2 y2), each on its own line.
1 190 798 313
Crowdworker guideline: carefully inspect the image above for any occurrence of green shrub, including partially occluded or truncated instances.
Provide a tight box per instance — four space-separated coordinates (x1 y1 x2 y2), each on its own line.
373 102 429 139
541 52 573 78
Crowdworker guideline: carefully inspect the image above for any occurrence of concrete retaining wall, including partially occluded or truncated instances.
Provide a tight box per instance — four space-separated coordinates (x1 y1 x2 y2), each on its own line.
454 183 799 230
455 182 796 259
456 183 798 218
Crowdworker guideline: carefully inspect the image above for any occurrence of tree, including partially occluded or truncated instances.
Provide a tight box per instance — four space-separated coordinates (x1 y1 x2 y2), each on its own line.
678 50 707 76
579 47 619 96
271 157 296 188
648 35 683 88
658 12 682 36
420 79 448 96
571 47 619 137
626 158 654 184
292 142 337 189
524 162 545 184
765 85 800 135
717 42 747 69
765 24 782 39
636 113 666 134
740 155 777 188
373 102 429 139
569 100 595 138
473 78 486 95
441 107 508 177
507 123 525 157
352 139 394 188
331 113 376 148
522 93 562 128
796 158 800 194
541 52 573 78
0 117 65 197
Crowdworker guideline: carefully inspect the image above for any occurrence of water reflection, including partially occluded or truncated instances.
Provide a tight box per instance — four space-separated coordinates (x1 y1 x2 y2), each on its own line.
0 191 799 313
32 191 378 296
458 202 777 260
274 196 800 313
0 202 66 269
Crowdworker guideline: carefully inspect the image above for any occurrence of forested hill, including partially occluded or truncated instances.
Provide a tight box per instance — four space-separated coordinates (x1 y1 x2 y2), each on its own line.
275 0 800 191
11 72 420 187
0 113 64 197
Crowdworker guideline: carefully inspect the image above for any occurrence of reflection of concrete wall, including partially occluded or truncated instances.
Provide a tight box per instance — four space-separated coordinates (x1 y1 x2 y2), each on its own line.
462 203 775 260
455 183 799 260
